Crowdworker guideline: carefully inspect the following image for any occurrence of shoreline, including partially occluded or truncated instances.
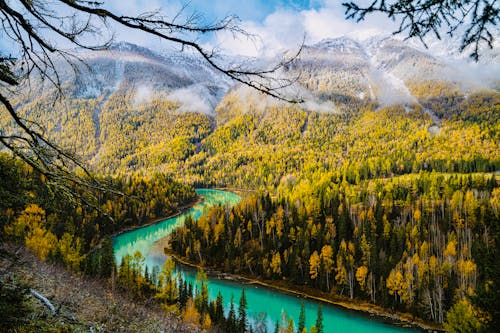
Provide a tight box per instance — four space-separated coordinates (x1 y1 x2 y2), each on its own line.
109 196 202 239
165 250 443 333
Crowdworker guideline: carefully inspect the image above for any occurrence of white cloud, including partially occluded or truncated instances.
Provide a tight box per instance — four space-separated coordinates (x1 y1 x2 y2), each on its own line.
211 2 396 57
134 85 154 106
168 86 215 114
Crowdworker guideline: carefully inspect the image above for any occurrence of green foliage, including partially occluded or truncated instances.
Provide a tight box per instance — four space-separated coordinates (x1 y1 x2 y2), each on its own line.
444 298 483 333
238 289 248 333
315 305 323 333
0 153 196 274
298 301 306 333
0 276 31 331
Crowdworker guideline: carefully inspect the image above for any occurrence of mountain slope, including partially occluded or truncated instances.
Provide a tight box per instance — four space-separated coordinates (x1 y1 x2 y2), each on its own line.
2 39 498 177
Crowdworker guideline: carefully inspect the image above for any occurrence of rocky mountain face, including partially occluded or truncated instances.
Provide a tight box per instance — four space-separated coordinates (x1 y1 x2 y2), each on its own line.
16 37 499 115
64 42 233 114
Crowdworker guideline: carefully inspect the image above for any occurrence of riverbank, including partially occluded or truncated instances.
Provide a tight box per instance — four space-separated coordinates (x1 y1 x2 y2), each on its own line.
0 243 200 333
165 249 443 333
109 195 202 239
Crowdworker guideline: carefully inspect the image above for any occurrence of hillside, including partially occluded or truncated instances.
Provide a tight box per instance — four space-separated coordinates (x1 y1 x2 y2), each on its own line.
1 38 498 182
0 243 200 333
1 35 499 333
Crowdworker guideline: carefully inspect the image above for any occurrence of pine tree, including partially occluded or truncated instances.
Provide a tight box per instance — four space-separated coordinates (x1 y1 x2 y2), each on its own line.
100 237 116 278
215 292 224 325
298 301 306 333
227 295 237 332
238 289 248 332
315 305 323 333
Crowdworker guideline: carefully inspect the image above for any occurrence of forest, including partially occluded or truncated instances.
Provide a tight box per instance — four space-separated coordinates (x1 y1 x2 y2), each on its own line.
1 83 499 332
0 151 195 287
170 172 499 329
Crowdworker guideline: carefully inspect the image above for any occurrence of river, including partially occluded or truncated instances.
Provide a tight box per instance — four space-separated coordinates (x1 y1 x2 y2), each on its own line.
113 189 420 332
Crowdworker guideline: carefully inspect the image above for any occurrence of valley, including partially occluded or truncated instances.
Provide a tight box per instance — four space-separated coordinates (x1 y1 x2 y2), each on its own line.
1 35 499 332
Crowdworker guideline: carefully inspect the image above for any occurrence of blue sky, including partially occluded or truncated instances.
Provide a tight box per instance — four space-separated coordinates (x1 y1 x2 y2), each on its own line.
0 0 392 57
180 0 322 21
100 0 394 56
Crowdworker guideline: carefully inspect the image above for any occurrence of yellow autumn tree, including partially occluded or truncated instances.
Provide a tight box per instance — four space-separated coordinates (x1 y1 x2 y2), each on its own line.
10 204 57 261
5 203 45 239
183 298 201 325
356 265 368 291
58 232 85 271
25 224 57 261
271 252 282 277
386 267 404 303
320 245 334 290
309 251 320 280
202 313 212 328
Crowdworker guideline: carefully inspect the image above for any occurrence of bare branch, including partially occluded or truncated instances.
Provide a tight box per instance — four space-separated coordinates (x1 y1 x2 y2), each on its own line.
0 0 303 211
343 0 499 60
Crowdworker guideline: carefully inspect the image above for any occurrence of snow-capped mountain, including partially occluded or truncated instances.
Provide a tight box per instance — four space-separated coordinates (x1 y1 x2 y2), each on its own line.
285 35 498 107
46 42 233 115
16 36 499 115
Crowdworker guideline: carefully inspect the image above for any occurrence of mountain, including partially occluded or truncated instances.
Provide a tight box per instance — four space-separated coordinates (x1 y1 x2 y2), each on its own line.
2 38 498 177
287 35 498 107
63 42 232 113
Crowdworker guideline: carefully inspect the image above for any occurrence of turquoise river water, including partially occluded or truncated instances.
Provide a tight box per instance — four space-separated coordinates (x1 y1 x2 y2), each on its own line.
113 189 420 332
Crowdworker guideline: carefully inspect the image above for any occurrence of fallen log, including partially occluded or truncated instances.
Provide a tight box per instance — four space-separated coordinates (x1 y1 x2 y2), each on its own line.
30 289 56 315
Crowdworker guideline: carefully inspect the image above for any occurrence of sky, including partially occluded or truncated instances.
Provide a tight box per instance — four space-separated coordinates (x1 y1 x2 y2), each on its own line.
1 1 496 61
101 0 396 57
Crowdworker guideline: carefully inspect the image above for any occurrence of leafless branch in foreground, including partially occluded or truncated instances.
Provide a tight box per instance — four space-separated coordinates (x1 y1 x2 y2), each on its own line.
0 0 303 209
343 0 498 61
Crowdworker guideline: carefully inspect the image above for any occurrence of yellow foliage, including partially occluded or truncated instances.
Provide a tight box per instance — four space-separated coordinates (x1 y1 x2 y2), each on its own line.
309 251 320 280
271 252 282 276
444 239 457 259
356 265 369 290
183 299 200 325
202 313 212 328
25 226 57 261
58 233 85 271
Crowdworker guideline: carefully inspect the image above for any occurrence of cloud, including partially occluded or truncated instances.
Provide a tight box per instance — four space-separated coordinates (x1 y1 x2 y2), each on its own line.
168 85 215 114
212 2 396 57
134 85 154 106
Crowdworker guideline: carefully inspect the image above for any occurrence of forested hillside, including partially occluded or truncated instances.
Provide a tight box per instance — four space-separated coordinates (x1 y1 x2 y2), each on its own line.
172 172 499 327
1 37 499 332
0 153 196 271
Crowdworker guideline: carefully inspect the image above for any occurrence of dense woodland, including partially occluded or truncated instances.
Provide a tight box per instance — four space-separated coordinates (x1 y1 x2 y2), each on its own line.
171 172 500 330
0 153 195 273
168 85 500 332
1 81 499 332
3 87 498 185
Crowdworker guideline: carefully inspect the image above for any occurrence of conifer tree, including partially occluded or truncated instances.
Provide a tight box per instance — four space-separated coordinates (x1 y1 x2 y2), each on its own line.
315 305 323 333
215 292 224 325
227 295 237 332
298 301 306 333
238 289 248 332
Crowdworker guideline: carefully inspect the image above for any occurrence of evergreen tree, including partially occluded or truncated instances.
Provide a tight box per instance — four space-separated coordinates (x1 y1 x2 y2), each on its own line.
227 295 237 332
178 277 187 309
215 292 224 325
315 305 323 333
100 236 116 278
274 320 280 333
238 289 248 332
298 301 306 333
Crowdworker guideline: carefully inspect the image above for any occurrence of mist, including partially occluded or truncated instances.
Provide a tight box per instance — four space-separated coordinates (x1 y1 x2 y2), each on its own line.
168 85 216 115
